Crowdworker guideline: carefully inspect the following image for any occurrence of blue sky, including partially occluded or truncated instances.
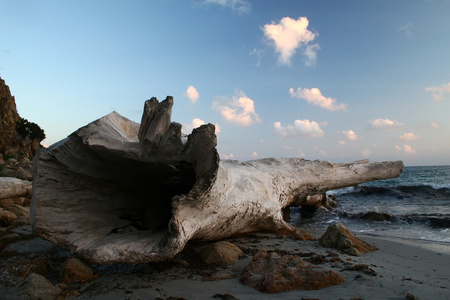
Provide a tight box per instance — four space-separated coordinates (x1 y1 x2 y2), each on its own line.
1 0 450 166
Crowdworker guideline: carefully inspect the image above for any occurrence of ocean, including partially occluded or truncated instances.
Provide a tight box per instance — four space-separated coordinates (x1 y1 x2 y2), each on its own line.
290 165 450 244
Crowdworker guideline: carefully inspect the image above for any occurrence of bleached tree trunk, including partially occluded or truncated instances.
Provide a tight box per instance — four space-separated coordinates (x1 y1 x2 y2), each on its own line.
31 97 403 264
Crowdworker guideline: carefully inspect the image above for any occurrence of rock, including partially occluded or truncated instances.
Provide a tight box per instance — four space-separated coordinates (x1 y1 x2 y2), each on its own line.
12 225 33 238
318 223 378 256
11 215 31 227
240 250 345 293
4 204 30 218
362 211 391 221
31 97 403 264
342 264 377 276
0 198 15 208
18 273 61 300
1 77 44 162
323 194 338 209
0 237 55 257
0 208 17 226
0 177 32 200
0 232 21 251
60 257 94 283
197 241 244 266
11 256 54 277
1 166 33 180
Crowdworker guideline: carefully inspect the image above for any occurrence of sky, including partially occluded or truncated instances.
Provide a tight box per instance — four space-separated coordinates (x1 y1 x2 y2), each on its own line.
1 0 450 166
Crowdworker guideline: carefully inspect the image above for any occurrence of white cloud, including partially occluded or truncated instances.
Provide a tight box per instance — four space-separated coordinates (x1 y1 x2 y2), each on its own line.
424 82 450 102
396 144 416 154
182 118 205 134
362 148 371 157
249 48 263 67
252 151 258 157
430 121 439 128
221 153 234 159
203 0 251 15
274 119 324 138
289 87 347 111
369 118 404 130
400 132 419 141
183 86 199 104
398 22 413 37
303 43 320 66
343 129 358 140
212 90 261 126
404 145 416 154
338 140 346 146
182 118 221 135
263 16 317 66
215 123 221 134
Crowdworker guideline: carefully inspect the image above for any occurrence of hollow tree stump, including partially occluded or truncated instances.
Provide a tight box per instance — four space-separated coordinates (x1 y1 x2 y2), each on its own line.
31 97 403 264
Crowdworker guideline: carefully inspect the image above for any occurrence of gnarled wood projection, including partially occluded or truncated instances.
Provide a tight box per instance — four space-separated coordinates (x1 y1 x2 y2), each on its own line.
31 97 403 264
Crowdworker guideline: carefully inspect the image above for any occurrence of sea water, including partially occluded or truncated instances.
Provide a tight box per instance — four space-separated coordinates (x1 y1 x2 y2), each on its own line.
290 165 450 244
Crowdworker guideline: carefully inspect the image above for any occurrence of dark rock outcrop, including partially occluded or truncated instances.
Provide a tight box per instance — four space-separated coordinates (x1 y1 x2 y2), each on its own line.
240 250 345 293
0 77 44 178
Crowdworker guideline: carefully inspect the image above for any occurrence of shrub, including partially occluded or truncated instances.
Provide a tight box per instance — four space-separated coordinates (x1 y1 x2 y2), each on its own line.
15 117 46 142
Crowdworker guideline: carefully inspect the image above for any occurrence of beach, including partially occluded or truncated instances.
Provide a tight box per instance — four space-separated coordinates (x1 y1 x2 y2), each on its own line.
73 231 450 299
3 229 448 300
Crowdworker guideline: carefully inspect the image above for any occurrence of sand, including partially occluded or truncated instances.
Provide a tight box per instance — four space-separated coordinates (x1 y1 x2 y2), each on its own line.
72 230 450 300
2 229 449 300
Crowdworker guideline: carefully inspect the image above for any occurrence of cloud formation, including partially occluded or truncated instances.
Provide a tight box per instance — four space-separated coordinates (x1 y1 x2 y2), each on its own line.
182 118 221 135
396 144 416 154
203 0 251 15
274 119 324 138
263 17 317 66
400 132 419 141
212 90 261 126
184 85 199 103
430 121 439 128
249 48 263 67
303 44 320 66
369 118 404 129
398 22 413 37
289 87 347 111
424 82 450 102
343 129 358 140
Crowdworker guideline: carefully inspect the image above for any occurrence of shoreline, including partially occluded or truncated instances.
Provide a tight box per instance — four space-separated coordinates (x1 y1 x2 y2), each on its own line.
78 232 450 300
3 229 448 300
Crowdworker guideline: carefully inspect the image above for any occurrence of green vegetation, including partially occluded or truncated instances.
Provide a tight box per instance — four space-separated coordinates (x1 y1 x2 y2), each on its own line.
15 117 46 142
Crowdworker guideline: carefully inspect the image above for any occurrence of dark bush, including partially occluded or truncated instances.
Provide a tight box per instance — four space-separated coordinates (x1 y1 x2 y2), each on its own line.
15 117 46 142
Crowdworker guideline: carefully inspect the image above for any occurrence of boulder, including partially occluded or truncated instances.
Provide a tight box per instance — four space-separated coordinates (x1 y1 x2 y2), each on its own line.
60 257 94 283
0 232 21 251
0 177 32 200
11 256 54 277
197 241 244 266
11 225 33 238
240 250 345 293
18 273 61 300
318 223 378 256
4 204 30 218
1 166 33 180
0 208 17 227
362 211 391 221
31 97 403 264
0 237 55 258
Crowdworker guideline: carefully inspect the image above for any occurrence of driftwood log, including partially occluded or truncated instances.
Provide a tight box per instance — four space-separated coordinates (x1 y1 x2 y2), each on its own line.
31 97 403 264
